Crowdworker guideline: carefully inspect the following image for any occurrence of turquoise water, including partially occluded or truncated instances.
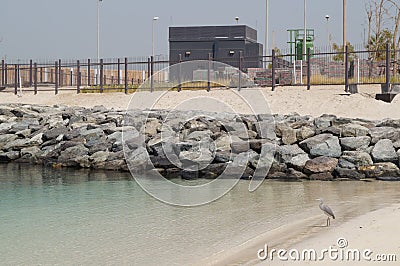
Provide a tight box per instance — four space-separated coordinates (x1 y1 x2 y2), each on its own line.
1 164 400 265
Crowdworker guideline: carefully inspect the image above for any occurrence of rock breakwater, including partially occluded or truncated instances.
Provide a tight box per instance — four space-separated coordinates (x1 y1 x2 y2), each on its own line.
0 104 399 181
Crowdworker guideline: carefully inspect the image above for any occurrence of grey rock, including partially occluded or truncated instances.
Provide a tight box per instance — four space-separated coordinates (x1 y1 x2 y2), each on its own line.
299 134 342 158
341 123 369 137
338 158 356 169
43 126 69 141
376 119 400 128
308 172 335 180
314 115 336 128
254 120 276 140
393 140 400 149
296 126 316 142
334 167 365 179
289 154 311 171
340 151 373 168
358 163 400 178
280 126 297 145
125 146 151 172
340 136 371 151
231 140 250 154
0 151 20 161
316 126 341 136
0 122 17 134
3 139 30 150
58 144 89 167
0 134 18 149
369 127 400 144
371 139 398 163
304 156 339 174
89 151 109 165
141 118 161 136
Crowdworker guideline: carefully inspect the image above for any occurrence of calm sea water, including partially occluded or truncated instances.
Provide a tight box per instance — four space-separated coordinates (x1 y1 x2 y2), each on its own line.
1 163 400 265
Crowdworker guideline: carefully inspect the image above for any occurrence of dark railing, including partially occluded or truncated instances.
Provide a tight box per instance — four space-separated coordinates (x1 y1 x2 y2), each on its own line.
1 46 399 94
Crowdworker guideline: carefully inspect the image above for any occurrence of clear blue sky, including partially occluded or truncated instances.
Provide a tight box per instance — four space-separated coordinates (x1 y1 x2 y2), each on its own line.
1 0 369 60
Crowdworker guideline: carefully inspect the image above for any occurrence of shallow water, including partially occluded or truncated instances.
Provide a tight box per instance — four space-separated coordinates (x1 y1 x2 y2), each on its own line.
0 163 399 265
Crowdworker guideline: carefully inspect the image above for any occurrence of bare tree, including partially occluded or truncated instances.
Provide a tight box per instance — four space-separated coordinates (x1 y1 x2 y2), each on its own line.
365 0 399 61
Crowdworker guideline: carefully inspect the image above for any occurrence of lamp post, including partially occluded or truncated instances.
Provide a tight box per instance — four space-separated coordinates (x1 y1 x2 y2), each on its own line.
265 0 269 58
343 0 347 49
97 0 103 85
325 15 330 48
303 0 307 60
152 16 159 59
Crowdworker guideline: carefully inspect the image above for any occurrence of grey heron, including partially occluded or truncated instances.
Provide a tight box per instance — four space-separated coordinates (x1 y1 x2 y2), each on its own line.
316 198 335 226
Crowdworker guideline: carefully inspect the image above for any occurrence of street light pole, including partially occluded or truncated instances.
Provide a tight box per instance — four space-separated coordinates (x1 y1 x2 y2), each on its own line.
265 0 269 58
152 17 159 59
343 0 347 49
325 15 330 49
97 0 102 85
303 0 307 59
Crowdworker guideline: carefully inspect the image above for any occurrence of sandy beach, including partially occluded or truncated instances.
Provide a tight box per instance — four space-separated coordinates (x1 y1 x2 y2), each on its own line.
1 85 399 120
1 85 400 265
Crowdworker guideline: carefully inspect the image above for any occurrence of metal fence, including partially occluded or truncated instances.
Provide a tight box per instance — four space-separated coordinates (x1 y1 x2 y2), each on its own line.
1 45 399 94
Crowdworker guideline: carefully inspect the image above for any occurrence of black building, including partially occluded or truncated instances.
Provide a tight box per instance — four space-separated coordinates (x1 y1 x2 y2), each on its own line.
169 25 263 70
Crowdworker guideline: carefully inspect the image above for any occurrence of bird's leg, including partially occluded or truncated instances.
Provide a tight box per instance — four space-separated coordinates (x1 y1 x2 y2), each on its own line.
327 217 330 227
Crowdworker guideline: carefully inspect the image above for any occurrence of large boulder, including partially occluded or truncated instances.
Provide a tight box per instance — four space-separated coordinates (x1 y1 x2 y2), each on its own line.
58 144 90 167
304 156 338 174
340 136 371 151
341 123 369 137
340 151 373 168
358 163 400 178
369 127 400 144
371 139 398 163
43 126 69 141
276 145 309 171
334 167 365 180
299 134 342 158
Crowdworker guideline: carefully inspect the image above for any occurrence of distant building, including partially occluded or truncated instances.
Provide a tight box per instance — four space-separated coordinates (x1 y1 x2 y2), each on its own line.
169 25 263 70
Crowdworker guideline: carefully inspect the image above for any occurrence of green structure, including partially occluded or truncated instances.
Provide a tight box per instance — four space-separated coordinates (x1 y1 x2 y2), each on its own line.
287 29 315 62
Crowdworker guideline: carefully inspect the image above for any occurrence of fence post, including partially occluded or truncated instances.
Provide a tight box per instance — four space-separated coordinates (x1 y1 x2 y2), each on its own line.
307 47 311 90
58 59 62 87
34 63 38 95
100 59 104 93
385 43 390 91
117 58 121 85
4 63 7 86
1 60 4 86
70 68 73 86
207 53 212 92
14 65 18 95
178 54 182 92
77 60 81 94
124 57 128 94
55 61 59 94
147 58 151 80
88 59 91 86
344 45 349 92
150 56 154 92
238 51 243 91
29 59 33 87
271 49 276 91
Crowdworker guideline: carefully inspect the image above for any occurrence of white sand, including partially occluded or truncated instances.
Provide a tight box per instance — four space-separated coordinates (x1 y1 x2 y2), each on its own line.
259 204 400 266
197 204 400 266
1 85 399 120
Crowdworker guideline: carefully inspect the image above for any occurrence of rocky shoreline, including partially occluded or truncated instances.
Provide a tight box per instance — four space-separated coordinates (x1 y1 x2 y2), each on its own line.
0 103 400 181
